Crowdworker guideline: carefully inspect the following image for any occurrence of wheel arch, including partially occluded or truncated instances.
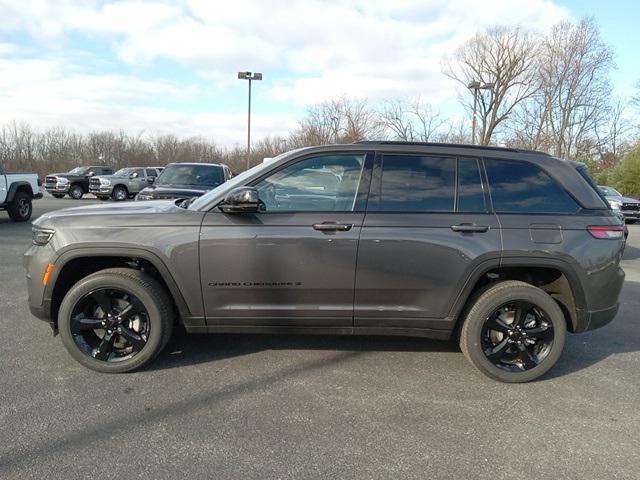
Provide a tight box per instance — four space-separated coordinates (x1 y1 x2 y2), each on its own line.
6 181 34 202
450 257 587 334
47 247 193 327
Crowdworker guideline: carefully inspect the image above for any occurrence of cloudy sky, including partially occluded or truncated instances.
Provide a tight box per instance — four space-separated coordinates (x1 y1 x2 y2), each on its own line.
0 0 638 146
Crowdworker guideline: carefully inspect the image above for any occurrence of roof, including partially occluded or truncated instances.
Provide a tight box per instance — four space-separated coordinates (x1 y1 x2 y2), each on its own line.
353 140 551 156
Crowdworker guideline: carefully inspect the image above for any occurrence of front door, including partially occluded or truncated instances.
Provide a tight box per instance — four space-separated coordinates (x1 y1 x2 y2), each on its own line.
199 152 372 327
354 154 502 333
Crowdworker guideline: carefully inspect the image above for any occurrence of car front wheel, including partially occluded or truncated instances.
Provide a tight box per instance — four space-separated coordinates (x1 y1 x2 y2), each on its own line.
68 184 84 200
112 186 128 201
459 280 566 383
58 268 174 373
7 191 32 221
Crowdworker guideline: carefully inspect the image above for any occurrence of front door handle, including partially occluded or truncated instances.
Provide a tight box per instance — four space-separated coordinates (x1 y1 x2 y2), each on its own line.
313 222 353 232
451 223 489 233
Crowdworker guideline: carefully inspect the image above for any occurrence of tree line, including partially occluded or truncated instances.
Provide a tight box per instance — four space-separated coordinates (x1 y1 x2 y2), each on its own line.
1 17 638 192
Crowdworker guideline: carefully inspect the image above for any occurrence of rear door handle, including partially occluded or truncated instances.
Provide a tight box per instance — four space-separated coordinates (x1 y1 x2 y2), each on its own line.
451 223 489 233
313 222 353 232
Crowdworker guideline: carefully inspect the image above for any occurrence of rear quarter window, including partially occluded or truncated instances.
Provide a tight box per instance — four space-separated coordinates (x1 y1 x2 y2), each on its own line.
485 159 579 214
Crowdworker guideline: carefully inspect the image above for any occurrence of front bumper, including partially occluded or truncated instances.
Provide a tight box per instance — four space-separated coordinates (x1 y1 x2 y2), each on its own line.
585 304 620 331
44 183 70 194
621 210 640 221
89 185 113 196
24 244 57 324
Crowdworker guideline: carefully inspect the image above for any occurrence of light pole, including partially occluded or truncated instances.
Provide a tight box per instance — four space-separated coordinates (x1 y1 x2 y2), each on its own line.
467 81 494 144
238 71 262 170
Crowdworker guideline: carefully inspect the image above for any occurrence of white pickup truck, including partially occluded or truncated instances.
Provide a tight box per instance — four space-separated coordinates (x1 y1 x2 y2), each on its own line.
0 164 42 222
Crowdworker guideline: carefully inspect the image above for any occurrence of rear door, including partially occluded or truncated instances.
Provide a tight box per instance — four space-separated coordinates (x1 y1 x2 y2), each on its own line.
354 153 502 333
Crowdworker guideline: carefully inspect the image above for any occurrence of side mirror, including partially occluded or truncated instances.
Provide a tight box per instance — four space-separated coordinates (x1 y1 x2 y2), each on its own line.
219 186 263 214
87 171 95 177
130 173 139 179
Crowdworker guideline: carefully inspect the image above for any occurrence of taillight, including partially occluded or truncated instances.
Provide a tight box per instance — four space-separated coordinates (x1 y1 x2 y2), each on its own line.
587 225 625 239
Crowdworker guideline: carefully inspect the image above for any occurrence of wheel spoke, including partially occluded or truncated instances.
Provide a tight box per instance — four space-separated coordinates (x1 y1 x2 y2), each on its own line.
118 326 147 352
512 302 531 327
525 324 554 340
72 316 104 333
117 303 134 320
516 344 537 369
485 338 510 364
486 315 510 333
93 331 115 360
92 290 112 316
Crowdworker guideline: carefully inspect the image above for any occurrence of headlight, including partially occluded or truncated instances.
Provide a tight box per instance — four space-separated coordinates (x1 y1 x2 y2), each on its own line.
32 226 55 246
100 179 111 186
57 177 69 184
609 200 622 210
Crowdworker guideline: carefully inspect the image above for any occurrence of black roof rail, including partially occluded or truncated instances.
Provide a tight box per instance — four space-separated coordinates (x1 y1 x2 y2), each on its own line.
353 140 551 156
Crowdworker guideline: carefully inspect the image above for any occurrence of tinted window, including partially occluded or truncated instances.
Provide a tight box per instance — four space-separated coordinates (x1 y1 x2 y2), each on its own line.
145 169 157 177
254 154 365 212
458 158 486 212
486 160 579 213
376 155 455 212
156 164 224 187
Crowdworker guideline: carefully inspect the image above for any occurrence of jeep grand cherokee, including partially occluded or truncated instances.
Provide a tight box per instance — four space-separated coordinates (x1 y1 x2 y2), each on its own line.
24 142 625 382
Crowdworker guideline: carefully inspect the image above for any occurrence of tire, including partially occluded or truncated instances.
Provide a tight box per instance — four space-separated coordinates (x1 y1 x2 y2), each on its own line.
52 193 65 199
58 268 174 373
97 196 110 201
459 280 566 383
68 184 84 200
112 185 128 201
7 191 32 222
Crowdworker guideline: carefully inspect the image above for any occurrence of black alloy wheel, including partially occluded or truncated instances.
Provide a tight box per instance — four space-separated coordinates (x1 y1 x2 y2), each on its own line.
70 288 150 362
481 301 554 372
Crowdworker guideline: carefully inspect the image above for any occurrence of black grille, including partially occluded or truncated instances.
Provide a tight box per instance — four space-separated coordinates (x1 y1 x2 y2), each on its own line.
622 203 640 211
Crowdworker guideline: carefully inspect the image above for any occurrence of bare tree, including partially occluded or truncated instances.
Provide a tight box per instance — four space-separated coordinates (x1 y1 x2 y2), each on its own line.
444 26 539 145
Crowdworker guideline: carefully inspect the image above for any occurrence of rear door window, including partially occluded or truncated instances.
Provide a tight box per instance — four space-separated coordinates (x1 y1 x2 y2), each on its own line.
485 159 579 214
373 155 456 212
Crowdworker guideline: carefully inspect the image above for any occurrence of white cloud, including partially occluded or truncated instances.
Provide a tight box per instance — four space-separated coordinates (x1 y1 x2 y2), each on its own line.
0 0 573 142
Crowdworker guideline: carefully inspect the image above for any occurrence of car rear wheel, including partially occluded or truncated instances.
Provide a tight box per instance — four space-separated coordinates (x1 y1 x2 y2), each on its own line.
69 184 83 200
7 191 32 222
459 281 566 383
112 185 128 201
58 268 174 373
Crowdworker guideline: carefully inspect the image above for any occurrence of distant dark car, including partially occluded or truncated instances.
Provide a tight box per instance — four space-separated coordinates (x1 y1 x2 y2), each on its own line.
45 166 113 200
135 162 231 200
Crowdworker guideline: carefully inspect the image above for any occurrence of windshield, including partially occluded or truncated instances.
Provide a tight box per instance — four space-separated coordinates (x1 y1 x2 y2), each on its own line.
188 151 295 211
156 164 224 187
598 185 622 197
113 168 134 176
68 166 90 175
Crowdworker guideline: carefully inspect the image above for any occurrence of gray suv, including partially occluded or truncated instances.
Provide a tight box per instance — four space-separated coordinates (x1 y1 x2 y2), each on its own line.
24 142 625 382
90 167 162 201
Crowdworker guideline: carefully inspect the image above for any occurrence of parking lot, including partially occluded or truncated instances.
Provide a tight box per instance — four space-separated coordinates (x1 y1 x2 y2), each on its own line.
1 195 639 479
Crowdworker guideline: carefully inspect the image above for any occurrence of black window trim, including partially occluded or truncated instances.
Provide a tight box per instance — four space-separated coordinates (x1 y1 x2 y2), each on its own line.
482 156 582 215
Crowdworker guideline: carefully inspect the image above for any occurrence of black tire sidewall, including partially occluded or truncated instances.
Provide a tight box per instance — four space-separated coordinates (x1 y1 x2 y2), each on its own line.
461 282 567 383
112 186 127 201
58 272 169 373
69 185 83 199
8 192 32 221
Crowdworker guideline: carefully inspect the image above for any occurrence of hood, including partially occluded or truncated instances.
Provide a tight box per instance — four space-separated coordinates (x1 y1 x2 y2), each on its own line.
94 174 129 182
48 172 81 179
137 184 212 200
621 196 640 204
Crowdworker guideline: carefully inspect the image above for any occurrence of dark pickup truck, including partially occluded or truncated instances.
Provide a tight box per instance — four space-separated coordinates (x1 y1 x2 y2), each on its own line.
45 166 114 200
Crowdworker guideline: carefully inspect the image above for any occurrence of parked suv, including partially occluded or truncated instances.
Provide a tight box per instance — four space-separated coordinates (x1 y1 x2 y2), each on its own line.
45 166 114 199
25 142 625 382
90 167 162 201
135 162 231 200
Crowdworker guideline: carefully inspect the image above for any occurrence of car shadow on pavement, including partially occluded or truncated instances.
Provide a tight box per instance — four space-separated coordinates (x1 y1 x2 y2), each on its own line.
151 280 640 381
622 244 640 260
544 279 640 380
149 328 460 372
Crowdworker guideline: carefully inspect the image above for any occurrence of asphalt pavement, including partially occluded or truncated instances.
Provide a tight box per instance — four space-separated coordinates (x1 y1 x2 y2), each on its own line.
0 195 638 479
